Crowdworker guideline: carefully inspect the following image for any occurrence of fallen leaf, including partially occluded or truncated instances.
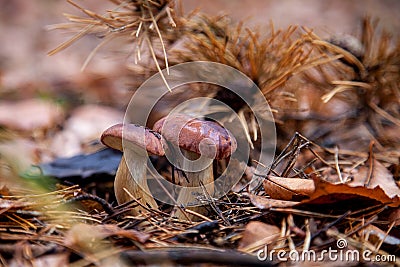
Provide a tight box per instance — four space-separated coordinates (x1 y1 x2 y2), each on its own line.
98 224 150 243
51 104 124 157
304 159 400 207
64 223 129 263
352 159 400 200
63 105 124 142
0 99 64 132
249 194 300 209
65 223 150 250
238 221 281 253
263 176 315 201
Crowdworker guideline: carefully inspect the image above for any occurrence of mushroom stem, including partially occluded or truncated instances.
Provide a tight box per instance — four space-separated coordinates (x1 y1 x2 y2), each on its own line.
115 156 158 215
173 150 214 220
101 123 164 216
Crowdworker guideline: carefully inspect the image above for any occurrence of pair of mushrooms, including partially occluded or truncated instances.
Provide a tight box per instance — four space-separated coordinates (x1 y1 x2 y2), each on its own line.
101 114 237 220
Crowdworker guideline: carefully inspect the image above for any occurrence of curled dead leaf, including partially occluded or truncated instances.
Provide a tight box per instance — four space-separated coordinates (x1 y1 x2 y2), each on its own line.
98 224 150 243
238 221 281 253
263 176 315 201
248 193 300 209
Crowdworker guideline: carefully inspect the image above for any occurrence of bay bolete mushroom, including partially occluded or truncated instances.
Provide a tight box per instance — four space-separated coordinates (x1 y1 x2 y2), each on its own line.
101 123 164 215
153 114 237 219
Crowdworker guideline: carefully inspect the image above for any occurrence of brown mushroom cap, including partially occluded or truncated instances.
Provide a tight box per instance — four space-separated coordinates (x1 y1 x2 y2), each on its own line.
101 123 165 156
153 114 237 159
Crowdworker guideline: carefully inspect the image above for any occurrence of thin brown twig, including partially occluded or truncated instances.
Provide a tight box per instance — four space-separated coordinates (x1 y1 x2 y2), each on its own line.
364 141 375 186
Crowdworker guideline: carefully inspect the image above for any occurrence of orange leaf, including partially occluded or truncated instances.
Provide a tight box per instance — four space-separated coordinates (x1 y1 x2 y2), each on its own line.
305 160 400 207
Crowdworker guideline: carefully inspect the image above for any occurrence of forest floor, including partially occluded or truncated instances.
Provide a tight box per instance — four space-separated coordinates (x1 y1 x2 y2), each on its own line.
0 1 399 266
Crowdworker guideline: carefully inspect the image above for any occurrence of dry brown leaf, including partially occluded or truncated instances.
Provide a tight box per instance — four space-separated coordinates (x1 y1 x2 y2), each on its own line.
352 159 400 200
305 160 400 207
238 221 281 253
51 104 124 157
63 105 124 142
65 223 150 249
0 99 64 132
249 193 300 209
263 176 315 201
64 223 135 264
98 224 150 243
64 223 150 260
305 182 400 207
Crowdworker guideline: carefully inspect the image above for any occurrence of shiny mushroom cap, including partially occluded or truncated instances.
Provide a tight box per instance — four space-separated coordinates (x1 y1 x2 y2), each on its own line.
153 114 237 159
101 123 165 156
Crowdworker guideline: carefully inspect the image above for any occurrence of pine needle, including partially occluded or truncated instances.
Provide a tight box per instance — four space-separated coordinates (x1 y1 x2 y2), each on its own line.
146 35 171 91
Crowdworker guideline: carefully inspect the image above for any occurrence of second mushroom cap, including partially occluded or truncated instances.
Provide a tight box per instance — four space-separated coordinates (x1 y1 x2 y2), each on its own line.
153 114 237 159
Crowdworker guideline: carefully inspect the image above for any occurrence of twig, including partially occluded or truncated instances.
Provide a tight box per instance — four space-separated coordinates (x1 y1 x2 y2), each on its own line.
364 141 375 186
334 146 345 183
121 248 273 266
184 209 213 222
200 182 231 226
64 193 115 215
374 220 396 252
303 218 311 251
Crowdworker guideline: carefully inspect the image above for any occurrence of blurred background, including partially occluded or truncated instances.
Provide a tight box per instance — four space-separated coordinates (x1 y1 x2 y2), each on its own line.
1 0 399 103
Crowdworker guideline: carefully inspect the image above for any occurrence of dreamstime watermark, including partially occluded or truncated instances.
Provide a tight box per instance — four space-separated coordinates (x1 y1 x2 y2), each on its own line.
123 61 277 206
257 239 397 263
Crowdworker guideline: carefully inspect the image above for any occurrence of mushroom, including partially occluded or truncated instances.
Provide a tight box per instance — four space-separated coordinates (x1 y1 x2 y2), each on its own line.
101 123 164 215
153 114 237 220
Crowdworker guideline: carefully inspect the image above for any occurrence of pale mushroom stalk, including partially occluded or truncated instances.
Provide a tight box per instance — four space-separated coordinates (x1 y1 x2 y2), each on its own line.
114 155 157 211
101 123 165 215
174 149 214 220
153 114 237 220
